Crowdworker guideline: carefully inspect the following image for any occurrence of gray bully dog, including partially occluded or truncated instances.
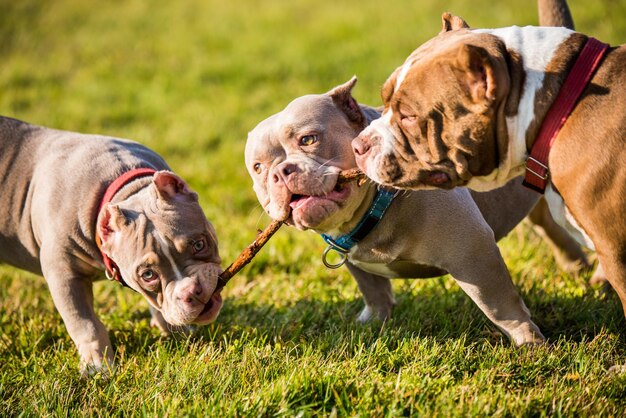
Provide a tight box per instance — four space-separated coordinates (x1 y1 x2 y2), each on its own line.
0 116 223 375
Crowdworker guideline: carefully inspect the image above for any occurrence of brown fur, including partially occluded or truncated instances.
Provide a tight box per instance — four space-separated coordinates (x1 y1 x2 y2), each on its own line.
353 9 626 320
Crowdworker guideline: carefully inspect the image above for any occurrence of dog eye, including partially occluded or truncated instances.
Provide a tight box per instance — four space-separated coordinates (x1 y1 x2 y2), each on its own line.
400 114 417 127
299 135 318 146
141 269 158 283
192 239 206 254
253 163 262 174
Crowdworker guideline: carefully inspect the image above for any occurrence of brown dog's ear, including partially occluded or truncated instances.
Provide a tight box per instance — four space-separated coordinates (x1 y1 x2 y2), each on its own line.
454 44 497 105
153 171 198 202
440 12 470 34
327 76 365 128
97 204 128 248
381 67 401 106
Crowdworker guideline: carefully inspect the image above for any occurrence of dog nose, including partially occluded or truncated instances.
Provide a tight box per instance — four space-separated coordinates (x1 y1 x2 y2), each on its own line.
273 162 298 183
281 163 297 177
352 135 371 156
179 281 204 305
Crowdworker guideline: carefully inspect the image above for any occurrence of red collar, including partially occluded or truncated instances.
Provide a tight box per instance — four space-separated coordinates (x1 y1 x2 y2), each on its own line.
522 37 609 193
95 168 157 287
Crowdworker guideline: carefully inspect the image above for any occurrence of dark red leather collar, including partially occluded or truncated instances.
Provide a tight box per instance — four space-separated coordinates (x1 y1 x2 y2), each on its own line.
523 37 610 194
96 168 157 287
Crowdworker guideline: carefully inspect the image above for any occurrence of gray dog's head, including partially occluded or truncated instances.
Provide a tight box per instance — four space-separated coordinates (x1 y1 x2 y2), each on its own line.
97 171 223 326
245 78 376 233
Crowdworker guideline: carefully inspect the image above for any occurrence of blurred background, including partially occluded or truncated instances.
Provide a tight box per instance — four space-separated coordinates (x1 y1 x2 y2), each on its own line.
1 0 625 415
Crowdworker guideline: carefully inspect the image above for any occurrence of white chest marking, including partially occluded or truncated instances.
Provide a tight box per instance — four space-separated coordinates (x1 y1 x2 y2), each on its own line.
467 26 574 191
545 184 595 249
349 257 397 278
348 244 396 277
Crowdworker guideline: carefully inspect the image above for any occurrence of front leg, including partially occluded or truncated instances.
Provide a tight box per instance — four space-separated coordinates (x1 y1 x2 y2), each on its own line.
444 231 545 346
346 262 395 323
41 252 114 376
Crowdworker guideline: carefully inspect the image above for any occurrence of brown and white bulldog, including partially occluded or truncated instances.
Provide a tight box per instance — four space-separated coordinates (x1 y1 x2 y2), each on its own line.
0 116 223 375
352 15 625 315
245 78 589 346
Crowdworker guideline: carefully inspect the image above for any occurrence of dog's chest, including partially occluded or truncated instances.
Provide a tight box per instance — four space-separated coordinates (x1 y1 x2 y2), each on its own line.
466 26 574 190
349 257 397 277
348 247 448 279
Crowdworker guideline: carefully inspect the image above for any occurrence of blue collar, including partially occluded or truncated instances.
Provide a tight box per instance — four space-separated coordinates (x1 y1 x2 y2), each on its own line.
321 188 397 268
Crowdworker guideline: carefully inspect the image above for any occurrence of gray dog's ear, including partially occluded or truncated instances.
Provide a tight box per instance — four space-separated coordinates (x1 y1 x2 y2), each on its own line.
153 171 198 202
327 76 366 128
97 204 128 248
440 12 470 34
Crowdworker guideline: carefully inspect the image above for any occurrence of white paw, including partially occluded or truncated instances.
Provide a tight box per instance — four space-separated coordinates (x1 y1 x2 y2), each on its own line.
356 305 392 323
357 306 374 323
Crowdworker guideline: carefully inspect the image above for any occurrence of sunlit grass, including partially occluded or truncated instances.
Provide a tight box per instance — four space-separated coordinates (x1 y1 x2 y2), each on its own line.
1 0 626 415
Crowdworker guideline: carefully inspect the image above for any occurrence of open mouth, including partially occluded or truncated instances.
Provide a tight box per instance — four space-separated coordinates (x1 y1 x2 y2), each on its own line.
194 290 223 324
289 182 350 211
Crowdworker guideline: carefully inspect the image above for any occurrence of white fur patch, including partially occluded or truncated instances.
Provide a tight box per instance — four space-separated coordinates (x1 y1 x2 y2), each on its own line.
395 58 416 92
359 111 398 184
349 257 396 278
467 26 574 190
545 184 595 249
153 230 184 280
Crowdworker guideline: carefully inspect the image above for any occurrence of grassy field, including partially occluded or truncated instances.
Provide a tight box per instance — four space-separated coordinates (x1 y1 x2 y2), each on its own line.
1 0 626 415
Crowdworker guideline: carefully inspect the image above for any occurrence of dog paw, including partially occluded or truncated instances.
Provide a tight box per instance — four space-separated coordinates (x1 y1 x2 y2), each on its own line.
509 324 546 347
356 305 392 323
80 359 115 379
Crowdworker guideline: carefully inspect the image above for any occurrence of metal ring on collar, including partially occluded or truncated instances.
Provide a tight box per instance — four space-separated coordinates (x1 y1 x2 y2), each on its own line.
105 266 117 281
322 246 348 269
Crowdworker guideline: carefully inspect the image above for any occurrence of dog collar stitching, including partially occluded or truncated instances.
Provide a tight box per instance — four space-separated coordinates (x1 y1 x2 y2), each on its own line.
523 37 610 193
95 167 157 288
320 188 397 268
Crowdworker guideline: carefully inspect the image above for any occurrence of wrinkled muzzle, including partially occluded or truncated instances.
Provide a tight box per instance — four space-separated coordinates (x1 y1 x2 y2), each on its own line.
159 262 223 326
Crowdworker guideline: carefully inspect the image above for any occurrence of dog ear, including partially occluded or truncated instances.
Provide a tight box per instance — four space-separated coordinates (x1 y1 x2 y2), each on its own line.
381 67 402 106
327 76 366 128
453 44 497 106
440 12 470 34
97 204 128 247
153 171 198 202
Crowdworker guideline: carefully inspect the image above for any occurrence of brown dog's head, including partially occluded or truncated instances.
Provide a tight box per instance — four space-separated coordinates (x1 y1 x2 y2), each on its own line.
353 13 514 191
245 77 376 232
97 171 223 326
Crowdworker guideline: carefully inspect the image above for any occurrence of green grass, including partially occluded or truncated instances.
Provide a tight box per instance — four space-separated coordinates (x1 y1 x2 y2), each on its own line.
1 0 626 416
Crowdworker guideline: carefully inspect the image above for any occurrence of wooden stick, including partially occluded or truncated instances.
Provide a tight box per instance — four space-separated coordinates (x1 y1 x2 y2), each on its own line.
216 169 367 289
335 168 367 187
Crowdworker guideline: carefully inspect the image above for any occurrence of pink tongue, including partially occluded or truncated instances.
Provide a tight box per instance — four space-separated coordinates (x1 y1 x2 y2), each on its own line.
289 196 310 209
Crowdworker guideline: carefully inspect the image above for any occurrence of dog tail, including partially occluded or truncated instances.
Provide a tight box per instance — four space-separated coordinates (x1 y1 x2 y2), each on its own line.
538 0 575 29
